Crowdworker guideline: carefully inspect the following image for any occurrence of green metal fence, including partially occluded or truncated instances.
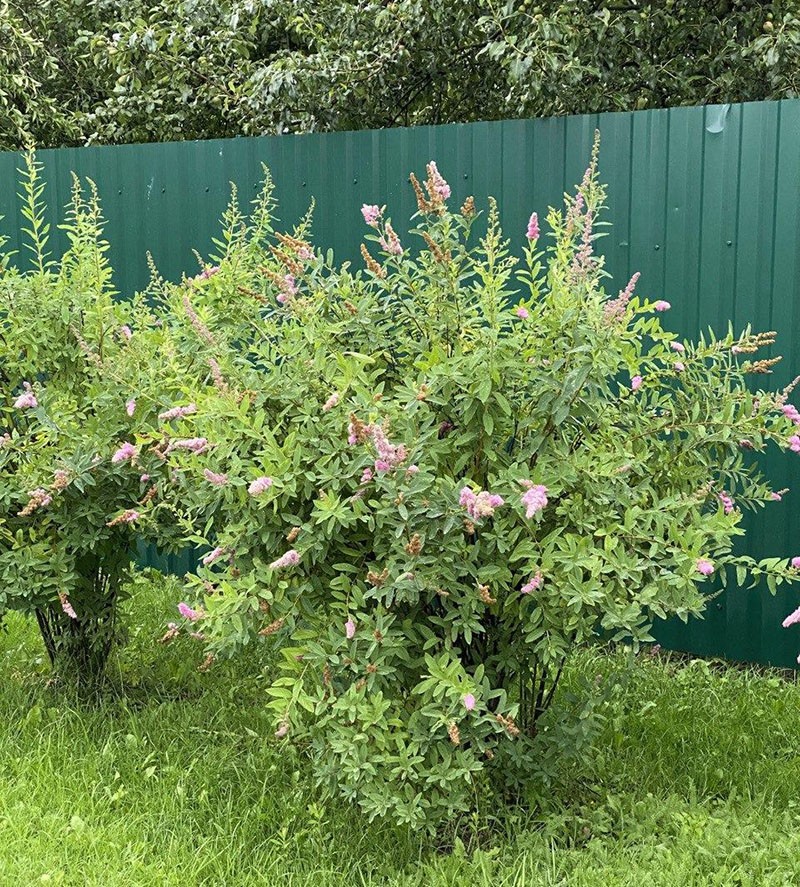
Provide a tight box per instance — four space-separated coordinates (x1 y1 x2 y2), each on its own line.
3 99 800 666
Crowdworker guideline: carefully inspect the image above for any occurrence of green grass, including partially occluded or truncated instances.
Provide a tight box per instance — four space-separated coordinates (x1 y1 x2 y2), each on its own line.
2 576 800 886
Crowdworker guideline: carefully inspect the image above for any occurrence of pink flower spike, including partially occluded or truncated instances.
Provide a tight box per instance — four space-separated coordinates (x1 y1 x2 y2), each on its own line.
782 606 800 628
428 161 451 200
374 459 391 473
360 467 373 484
14 382 37 410
526 212 540 241
345 618 356 640
140 474 150 483
203 468 228 487
673 362 685 372
270 549 300 570
322 393 340 412
791 557 800 569
126 399 136 417
771 492 783 501
522 571 544 595
120 325 133 341
406 465 419 475
653 300 671 312
696 558 715 576
202 546 226 566
631 375 643 391
521 484 548 519
178 602 202 622
671 342 685 353
790 435 800 454
248 476 273 497
463 693 476 711
361 204 381 226
515 306 530 320
59 593 77 620
112 442 137 464
159 404 197 421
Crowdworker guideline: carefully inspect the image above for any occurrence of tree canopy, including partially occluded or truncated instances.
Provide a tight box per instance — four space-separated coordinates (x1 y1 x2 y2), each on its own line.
1 1 796 149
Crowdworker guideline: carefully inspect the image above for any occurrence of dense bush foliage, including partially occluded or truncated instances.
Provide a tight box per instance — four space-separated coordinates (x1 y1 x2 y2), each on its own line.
0 1 796 149
0 155 183 678
129 148 800 828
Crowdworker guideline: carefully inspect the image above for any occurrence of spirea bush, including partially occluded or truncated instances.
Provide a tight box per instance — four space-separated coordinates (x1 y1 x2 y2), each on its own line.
118 149 800 825
0 155 183 680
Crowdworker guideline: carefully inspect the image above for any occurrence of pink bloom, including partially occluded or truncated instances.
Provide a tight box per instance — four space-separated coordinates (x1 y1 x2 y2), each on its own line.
459 486 504 519
169 437 209 454
671 342 685 353
783 404 800 425
361 204 381 226
771 492 783 501
522 571 544 595
696 558 715 576
406 465 419 475
126 399 136 417
59 593 77 620
792 557 800 569
521 484 548 518
159 404 197 421
719 492 734 515
248 476 273 497
428 161 451 200
203 468 228 487
463 693 476 711
732 345 743 354
673 361 685 372
120 325 133 341
515 306 530 320
790 436 800 454
782 606 800 628
631 375 643 391
282 275 299 297
199 266 219 280
276 294 287 305
345 618 356 639
119 509 139 524
360 467 373 484
274 722 289 739
202 546 226 566
140 474 150 483
112 442 137 464
270 549 300 570
603 273 640 322
323 393 340 412
374 459 391 473
14 382 37 410
178 602 202 622
379 223 403 256
526 212 540 241
653 300 671 312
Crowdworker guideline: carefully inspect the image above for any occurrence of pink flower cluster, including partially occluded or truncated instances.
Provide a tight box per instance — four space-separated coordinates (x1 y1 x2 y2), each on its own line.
248 476 273 497
459 487 504 519
126 399 136 417
20 488 52 515
521 571 544 594
159 404 197 421
526 212 540 241
169 438 209 455
719 492 734 515
120 325 133 342
520 481 548 518
178 601 203 622
379 222 403 256
14 383 37 410
112 442 138 464
202 546 226 566
361 204 382 227
203 469 228 487
783 404 800 425
276 275 299 304
270 549 300 570
603 273 640 323
345 618 356 639
364 423 407 472
515 306 529 320
696 558 714 576
428 161 451 201
653 300 671 312
322 393 340 412
790 436 800 454
631 375 643 391
60 593 77 620
671 341 685 353
463 693 476 711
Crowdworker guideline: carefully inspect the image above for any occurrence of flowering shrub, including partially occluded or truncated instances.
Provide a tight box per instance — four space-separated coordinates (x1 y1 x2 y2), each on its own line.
113 149 800 823
0 155 181 680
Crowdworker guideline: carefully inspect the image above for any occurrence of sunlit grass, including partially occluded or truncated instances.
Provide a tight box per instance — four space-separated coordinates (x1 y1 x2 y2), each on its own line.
1 574 799 885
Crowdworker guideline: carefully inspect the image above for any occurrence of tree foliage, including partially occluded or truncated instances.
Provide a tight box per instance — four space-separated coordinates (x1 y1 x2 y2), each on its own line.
0 1 797 149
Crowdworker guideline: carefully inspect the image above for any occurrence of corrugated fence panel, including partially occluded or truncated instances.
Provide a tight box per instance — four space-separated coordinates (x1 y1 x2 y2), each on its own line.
3 101 800 666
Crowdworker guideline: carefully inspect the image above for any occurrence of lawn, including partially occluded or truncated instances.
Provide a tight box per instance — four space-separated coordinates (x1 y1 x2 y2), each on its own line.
1 574 799 886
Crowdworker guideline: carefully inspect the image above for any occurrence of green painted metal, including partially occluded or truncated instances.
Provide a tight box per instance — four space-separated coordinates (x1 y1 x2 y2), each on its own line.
3 100 800 666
